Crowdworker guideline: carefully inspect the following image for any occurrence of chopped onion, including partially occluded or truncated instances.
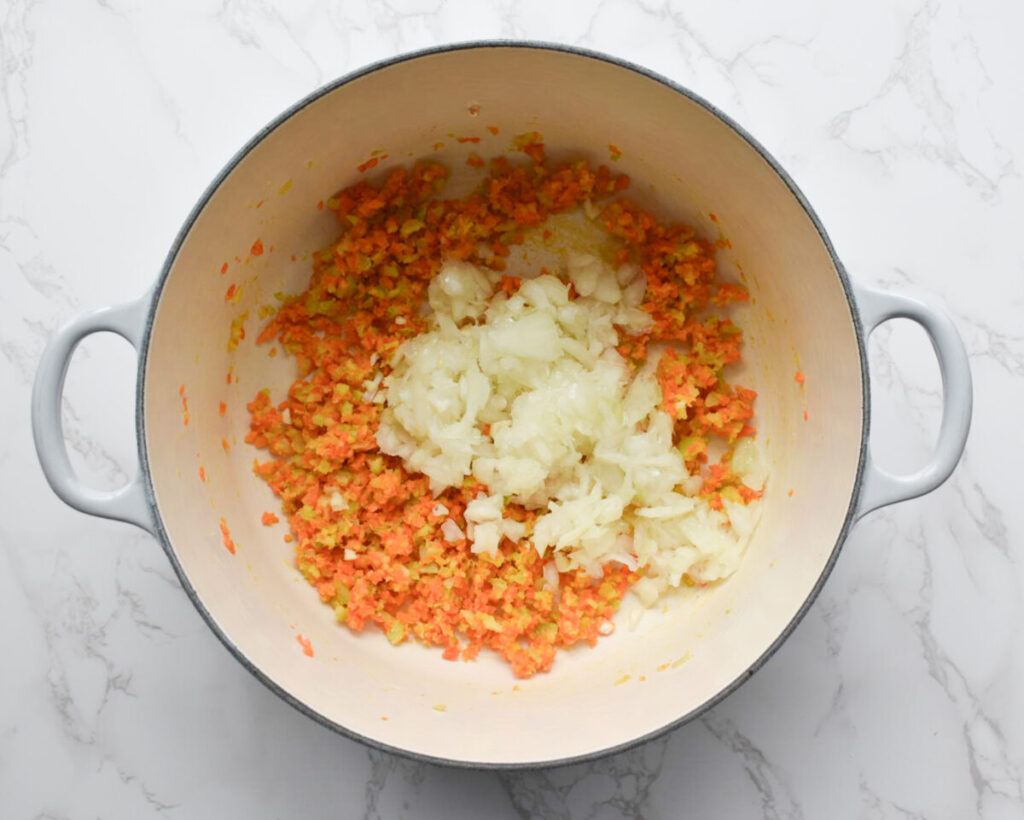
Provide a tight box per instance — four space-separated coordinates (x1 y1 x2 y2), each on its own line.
441 519 464 543
377 256 762 606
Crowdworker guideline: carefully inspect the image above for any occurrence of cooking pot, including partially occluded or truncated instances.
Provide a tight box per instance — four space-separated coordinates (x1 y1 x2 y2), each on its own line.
31 42 971 767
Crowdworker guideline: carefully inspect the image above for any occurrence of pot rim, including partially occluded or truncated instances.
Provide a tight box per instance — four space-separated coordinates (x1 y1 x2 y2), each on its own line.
136 39 870 770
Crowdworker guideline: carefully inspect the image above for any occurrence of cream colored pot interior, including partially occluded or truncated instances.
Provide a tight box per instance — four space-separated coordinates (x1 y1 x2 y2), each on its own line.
144 47 863 765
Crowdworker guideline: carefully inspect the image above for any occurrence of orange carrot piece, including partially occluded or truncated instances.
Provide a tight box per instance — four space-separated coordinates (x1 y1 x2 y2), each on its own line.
219 518 236 554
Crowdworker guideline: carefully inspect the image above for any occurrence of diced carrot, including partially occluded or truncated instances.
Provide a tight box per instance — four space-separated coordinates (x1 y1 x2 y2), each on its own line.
219 518 236 554
296 633 314 657
261 511 279 525
241 139 757 680
251 239 264 256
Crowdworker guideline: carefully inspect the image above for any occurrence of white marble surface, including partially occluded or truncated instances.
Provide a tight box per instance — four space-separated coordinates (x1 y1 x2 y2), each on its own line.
2 1 1021 817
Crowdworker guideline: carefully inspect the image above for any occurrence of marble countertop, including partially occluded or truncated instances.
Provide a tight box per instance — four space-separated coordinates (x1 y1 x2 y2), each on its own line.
2 1 1021 817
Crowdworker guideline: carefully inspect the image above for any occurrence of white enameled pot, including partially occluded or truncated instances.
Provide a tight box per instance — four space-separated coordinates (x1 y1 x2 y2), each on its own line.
31 43 972 768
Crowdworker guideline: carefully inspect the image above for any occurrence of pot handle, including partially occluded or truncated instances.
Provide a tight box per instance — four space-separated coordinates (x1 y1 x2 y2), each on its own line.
852 283 972 519
31 293 156 534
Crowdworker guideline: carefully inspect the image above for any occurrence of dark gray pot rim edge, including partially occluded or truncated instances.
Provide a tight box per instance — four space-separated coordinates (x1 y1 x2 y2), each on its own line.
135 40 870 771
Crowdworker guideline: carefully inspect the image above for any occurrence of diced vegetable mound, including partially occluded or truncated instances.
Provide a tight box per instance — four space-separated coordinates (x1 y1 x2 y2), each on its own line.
245 138 763 678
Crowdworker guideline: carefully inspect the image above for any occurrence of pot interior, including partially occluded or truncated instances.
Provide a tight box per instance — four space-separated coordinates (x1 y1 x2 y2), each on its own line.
143 45 863 765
